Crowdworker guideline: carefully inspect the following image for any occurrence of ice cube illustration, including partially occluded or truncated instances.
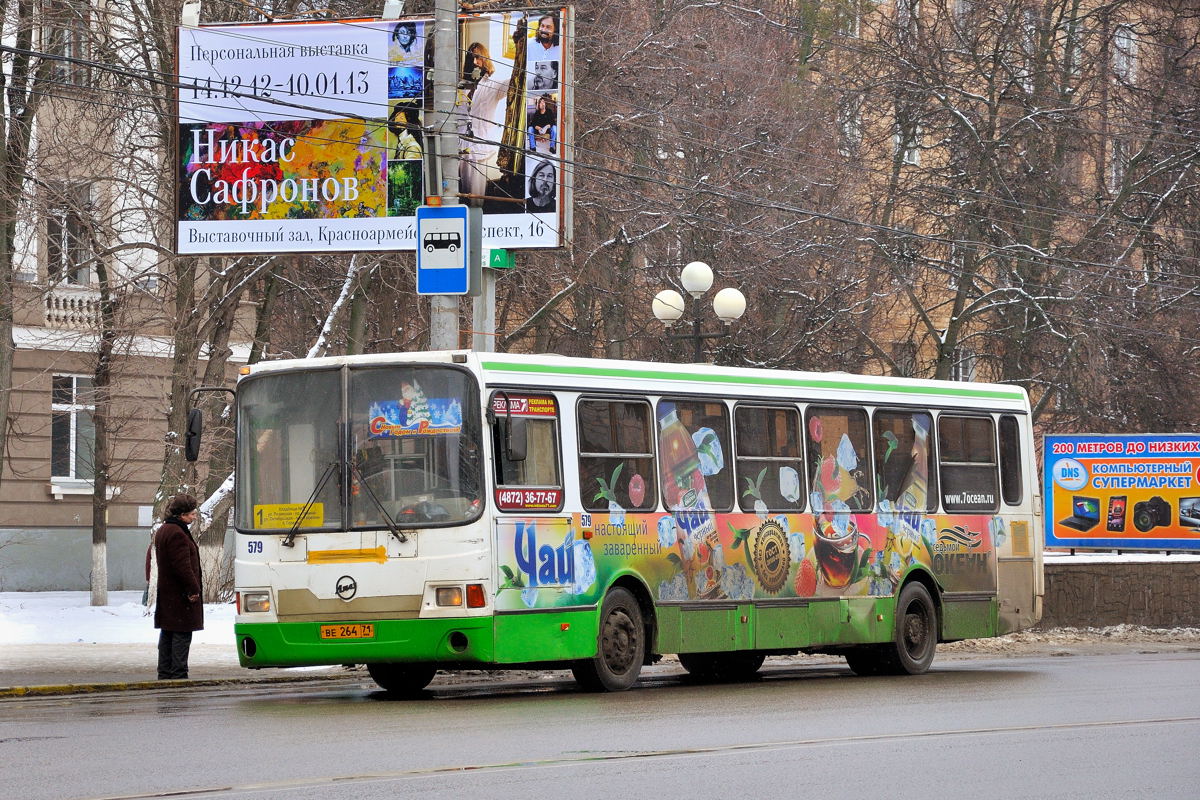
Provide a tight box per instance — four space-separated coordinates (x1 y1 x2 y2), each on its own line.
521 587 539 608
779 466 801 502
657 515 677 548
692 427 725 476
836 433 858 472
788 531 805 563
572 541 597 595
608 500 625 527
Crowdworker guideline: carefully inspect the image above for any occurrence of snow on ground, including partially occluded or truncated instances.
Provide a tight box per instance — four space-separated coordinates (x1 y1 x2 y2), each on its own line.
0 592 235 646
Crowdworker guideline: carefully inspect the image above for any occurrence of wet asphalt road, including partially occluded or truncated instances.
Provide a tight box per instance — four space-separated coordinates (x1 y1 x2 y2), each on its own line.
3 650 1198 800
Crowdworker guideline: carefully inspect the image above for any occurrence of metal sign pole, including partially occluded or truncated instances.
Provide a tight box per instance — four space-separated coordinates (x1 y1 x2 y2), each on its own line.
428 0 460 350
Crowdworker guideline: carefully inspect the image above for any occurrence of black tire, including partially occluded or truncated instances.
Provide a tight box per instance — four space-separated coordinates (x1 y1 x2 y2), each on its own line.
844 645 888 676
889 581 938 674
367 662 437 696
679 651 765 682
571 587 645 692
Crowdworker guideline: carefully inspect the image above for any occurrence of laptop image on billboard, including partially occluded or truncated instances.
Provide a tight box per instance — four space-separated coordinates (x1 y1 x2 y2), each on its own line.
1058 496 1101 532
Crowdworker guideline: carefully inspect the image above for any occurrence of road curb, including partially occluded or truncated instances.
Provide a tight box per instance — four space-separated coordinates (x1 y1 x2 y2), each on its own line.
0 672 351 699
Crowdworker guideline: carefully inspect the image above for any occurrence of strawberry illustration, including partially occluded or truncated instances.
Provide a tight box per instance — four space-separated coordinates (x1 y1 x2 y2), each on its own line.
794 558 817 597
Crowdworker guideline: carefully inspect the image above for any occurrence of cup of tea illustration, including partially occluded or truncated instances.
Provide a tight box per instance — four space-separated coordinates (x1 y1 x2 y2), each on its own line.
814 517 860 589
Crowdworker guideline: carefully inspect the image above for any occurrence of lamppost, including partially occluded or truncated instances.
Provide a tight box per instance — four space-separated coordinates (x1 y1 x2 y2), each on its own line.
652 261 747 363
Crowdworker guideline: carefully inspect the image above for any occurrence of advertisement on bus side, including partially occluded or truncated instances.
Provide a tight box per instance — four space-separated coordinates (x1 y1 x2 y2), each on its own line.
1044 434 1200 551
494 509 1005 612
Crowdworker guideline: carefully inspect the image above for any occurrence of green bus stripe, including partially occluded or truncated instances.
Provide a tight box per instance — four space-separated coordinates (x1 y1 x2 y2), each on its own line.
480 361 1024 401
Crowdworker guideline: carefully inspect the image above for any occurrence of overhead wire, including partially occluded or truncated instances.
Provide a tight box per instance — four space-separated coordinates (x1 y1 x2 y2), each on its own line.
10 34 1200 307
9 9 1200 294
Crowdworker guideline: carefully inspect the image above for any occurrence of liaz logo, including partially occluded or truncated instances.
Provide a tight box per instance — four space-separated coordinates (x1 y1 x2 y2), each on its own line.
511 521 575 587
935 525 983 553
335 575 357 600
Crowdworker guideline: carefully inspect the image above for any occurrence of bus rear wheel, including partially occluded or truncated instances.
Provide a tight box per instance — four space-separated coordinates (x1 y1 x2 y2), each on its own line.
571 587 645 692
892 581 937 674
678 651 766 682
367 662 437 696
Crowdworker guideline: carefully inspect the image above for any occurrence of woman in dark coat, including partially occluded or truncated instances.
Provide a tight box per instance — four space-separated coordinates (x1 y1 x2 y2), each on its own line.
153 494 204 679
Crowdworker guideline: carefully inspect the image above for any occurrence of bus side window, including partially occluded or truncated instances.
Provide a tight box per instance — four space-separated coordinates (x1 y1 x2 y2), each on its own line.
998 415 1023 505
492 402 562 494
805 406 873 511
873 410 937 512
577 398 657 512
657 398 733 511
938 415 999 512
734 405 805 512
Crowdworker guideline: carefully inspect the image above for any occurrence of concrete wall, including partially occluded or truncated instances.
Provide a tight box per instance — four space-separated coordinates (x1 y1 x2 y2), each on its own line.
1039 561 1200 628
0 528 151 591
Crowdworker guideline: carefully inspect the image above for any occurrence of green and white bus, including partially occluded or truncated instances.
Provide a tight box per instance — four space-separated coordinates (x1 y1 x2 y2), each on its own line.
225 351 1042 693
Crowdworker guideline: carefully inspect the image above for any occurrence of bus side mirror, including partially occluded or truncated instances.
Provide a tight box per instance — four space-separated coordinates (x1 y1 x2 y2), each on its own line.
506 416 527 462
184 408 203 462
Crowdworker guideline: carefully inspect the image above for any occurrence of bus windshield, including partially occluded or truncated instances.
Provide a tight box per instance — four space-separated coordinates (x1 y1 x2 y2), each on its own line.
235 365 482 531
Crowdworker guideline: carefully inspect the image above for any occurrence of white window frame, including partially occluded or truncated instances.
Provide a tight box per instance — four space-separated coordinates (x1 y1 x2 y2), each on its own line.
43 0 90 85
46 181 93 286
1112 24 1138 83
894 121 922 165
838 95 863 155
50 374 95 488
950 347 977 382
1108 137 1128 192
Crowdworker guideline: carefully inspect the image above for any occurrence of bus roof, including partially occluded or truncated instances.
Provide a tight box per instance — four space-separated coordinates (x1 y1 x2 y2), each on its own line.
243 351 1030 412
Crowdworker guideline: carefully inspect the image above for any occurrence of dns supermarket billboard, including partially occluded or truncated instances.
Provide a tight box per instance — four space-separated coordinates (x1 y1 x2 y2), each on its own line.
1044 434 1200 551
176 9 569 254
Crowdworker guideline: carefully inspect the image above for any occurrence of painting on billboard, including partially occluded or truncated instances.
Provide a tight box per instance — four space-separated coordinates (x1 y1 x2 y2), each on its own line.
176 9 568 255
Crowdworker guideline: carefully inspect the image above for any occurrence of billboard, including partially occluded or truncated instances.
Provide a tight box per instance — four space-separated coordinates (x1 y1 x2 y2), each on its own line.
1044 434 1200 551
176 9 569 255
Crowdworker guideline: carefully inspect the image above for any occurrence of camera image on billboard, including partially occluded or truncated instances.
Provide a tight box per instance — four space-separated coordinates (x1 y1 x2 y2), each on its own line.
1132 496 1172 533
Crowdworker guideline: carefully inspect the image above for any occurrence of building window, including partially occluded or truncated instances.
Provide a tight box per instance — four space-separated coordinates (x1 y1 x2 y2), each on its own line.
950 347 977 382
51 375 95 481
1112 24 1137 83
44 0 90 85
837 2 861 38
1108 138 1128 192
838 95 862 155
953 0 973 27
897 0 921 41
46 182 92 285
891 341 917 377
894 121 921 165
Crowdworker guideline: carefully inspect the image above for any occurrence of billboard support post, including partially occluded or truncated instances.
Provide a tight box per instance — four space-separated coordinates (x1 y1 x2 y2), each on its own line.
428 0 461 350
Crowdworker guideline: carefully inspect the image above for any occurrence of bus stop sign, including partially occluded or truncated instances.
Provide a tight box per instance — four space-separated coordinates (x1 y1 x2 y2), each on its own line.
416 205 482 296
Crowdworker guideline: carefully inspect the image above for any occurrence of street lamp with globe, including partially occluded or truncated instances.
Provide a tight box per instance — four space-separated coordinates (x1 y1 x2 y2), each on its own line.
652 261 746 363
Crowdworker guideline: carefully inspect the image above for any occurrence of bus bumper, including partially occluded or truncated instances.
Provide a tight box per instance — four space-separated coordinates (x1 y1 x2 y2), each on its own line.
235 618 497 668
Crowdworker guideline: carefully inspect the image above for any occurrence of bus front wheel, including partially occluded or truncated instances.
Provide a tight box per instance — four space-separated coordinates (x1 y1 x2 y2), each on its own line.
846 581 937 676
367 662 437 696
571 587 645 692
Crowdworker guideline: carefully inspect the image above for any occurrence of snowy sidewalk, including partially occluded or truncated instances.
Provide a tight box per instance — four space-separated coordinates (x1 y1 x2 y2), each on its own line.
0 592 336 693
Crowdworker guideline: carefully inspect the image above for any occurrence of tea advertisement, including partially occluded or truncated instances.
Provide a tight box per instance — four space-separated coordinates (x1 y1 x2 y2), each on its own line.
496 400 1003 611
494 508 1002 612
176 10 568 254
1045 434 1200 551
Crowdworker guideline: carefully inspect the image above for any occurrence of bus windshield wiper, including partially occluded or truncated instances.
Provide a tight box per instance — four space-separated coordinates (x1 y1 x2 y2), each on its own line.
348 460 408 544
281 460 339 548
